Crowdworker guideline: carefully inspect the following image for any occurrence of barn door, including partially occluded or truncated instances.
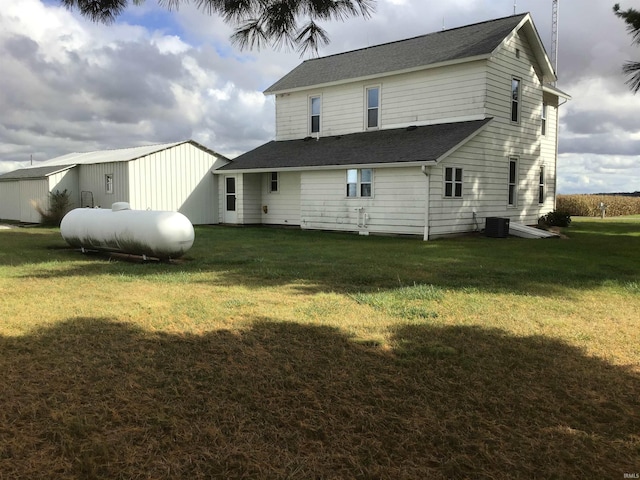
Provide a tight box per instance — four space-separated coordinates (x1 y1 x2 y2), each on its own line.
224 176 237 223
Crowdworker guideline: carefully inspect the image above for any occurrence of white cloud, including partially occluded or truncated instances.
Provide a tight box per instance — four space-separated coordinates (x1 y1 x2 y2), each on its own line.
1 0 640 194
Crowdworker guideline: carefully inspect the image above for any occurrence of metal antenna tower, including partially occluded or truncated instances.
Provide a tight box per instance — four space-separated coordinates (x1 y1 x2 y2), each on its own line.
551 0 559 84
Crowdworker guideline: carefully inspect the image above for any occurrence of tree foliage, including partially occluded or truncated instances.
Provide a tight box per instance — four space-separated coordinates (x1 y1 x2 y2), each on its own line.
32 189 73 226
613 3 640 92
60 0 376 55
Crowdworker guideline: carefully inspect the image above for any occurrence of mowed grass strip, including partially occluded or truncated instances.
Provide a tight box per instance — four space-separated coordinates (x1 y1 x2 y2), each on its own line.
0 217 639 479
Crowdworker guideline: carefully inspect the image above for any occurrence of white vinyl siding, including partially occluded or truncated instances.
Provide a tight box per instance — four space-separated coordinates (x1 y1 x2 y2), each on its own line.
482 28 556 224
219 172 301 226
274 62 487 140
261 171 301 225
381 62 486 128
240 173 262 224
300 167 425 236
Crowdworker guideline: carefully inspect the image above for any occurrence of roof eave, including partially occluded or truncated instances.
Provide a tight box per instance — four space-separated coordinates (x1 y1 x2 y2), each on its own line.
543 84 572 100
492 13 556 84
0 164 77 181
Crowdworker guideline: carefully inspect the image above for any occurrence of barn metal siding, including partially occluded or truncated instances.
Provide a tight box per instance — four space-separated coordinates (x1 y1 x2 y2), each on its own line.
49 168 80 209
78 162 130 209
0 181 21 221
19 179 50 223
127 143 225 224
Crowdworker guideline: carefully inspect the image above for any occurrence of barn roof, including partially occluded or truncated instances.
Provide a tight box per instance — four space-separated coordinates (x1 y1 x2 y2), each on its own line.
0 165 75 181
265 13 554 93
218 119 492 172
1 141 228 177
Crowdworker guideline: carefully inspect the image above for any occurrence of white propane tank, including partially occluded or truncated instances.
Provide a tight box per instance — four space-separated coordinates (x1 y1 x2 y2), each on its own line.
60 203 195 259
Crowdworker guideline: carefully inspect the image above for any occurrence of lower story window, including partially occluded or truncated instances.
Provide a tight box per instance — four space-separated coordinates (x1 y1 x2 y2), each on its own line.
508 158 518 206
346 168 373 197
538 165 545 204
444 167 463 198
270 172 279 192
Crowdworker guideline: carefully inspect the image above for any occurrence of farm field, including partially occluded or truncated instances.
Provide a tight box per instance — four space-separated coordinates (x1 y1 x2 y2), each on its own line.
1 217 639 479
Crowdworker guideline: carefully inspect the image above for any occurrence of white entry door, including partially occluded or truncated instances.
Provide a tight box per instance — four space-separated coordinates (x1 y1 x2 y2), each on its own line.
224 176 237 223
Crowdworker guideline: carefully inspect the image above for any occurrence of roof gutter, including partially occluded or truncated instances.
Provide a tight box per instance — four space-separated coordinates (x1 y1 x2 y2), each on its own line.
542 84 572 100
213 160 435 175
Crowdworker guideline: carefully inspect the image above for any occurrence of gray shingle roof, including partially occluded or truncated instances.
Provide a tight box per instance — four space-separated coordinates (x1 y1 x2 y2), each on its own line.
219 119 492 171
0 165 75 181
265 14 527 93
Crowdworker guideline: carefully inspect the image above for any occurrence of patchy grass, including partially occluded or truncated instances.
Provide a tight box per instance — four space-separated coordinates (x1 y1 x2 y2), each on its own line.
0 217 639 479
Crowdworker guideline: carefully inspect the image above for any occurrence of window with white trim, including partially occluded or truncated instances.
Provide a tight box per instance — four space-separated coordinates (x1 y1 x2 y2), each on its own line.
508 158 518 206
346 169 373 197
366 86 380 129
269 172 279 193
541 103 547 136
105 174 113 194
444 167 463 198
310 96 321 134
511 78 521 123
538 165 545 204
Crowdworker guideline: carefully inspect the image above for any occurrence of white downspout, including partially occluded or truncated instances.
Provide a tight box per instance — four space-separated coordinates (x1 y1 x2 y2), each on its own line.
421 165 431 241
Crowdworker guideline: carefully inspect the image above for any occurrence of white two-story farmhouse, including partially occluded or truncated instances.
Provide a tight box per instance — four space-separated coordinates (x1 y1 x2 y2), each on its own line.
216 13 570 239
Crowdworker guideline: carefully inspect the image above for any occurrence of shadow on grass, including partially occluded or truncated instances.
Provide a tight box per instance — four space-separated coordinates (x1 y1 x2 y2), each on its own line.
2 223 640 296
1 318 638 479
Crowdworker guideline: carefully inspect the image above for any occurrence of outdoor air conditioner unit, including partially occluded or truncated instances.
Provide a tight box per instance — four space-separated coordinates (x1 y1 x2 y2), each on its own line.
485 217 510 238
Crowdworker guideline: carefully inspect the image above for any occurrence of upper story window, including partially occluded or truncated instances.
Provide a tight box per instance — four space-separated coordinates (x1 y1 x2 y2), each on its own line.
310 96 321 134
366 86 380 129
511 78 521 123
444 167 463 198
105 174 113 194
346 168 373 198
541 103 547 136
269 172 279 193
508 157 518 206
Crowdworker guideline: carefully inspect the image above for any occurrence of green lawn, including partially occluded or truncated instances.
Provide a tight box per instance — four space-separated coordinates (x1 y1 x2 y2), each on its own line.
0 217 638 478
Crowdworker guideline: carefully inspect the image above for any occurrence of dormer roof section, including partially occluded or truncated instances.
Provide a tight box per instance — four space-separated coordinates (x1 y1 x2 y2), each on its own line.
265 13 556 94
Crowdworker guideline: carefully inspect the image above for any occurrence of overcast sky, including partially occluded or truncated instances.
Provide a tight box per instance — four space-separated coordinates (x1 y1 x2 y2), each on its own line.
1 0 639 193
